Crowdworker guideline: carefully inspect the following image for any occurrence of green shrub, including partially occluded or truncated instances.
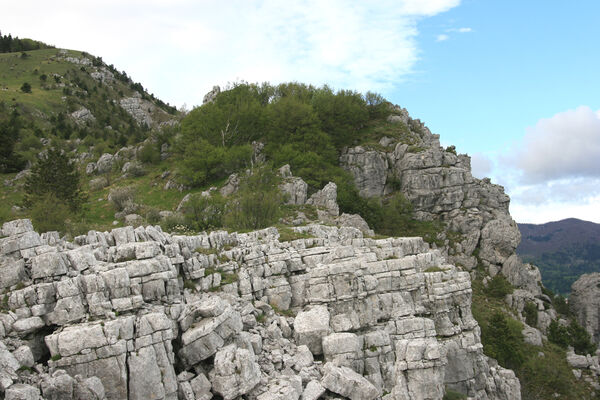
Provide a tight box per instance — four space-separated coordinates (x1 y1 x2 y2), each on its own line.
552 294 570 316
442 389 467 400
144 207 162 225
108 186 136 212
138 142 161 164
548 320 570 348
20 82 31 93
524 301 538 327
30 194 72 234
481 311 525 370
224 168 282 230
182 194 226 231
568 320 597 355
485 274 514 298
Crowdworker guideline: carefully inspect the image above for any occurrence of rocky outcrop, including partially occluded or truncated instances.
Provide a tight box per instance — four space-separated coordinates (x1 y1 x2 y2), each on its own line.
339 110 527 279
0 219 519 399
570 273 600 344
70 108 96 125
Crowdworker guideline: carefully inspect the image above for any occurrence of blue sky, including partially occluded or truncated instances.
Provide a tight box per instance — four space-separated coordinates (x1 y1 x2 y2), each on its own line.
3 0 600 223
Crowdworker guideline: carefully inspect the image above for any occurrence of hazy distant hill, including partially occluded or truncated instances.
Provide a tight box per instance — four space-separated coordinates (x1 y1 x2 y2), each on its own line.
517 218 600 295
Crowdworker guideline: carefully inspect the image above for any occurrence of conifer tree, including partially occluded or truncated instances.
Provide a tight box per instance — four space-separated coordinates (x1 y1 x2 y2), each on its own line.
24 147 87 211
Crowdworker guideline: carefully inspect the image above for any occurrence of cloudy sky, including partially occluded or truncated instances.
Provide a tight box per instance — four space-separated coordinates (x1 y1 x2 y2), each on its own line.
3 0 600 223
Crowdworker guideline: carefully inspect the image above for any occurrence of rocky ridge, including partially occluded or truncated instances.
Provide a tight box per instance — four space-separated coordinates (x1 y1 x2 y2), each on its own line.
339 109 554 326
0 218 520 399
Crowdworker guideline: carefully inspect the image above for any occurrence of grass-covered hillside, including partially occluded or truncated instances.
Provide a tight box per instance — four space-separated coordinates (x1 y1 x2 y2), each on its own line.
0 46 177 168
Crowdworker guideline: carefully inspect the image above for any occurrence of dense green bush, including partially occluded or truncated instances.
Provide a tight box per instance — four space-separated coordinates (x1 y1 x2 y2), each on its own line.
524 301 538 327
182 194 226 231
30 193 71 234
178 140 252 187
482 312 525 370
178 82 387 190
224 168 282 230
548 320 597 355
485 274 514 298
138 142 161 164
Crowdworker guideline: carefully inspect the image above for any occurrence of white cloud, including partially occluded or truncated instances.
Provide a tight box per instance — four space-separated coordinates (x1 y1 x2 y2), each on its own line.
456 27 472 33
493 106 600 223
436 34 450 42
2 0 461 107
512 106 600 183
471 152 493 178
510 194 600 224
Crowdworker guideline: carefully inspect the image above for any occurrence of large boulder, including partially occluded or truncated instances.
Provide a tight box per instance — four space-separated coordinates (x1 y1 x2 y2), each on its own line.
293 306 330 355
307 182 339 216
569 273 600 343
209 344 261 400
321 363 379 400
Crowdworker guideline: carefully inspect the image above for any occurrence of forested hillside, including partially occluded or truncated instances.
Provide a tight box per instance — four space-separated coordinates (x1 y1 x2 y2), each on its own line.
517 218 600 295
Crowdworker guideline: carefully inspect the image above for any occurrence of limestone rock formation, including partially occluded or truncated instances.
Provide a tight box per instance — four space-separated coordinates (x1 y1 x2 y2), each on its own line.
339 110 529 279
0 218 520 399
570 273 600 344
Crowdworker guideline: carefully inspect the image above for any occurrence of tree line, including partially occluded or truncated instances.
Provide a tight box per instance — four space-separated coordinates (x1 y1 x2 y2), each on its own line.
0 31 53 53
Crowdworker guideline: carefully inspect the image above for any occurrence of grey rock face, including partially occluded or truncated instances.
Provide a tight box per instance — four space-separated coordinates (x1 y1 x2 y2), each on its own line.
0 219 521 399
307 182 339 216
570 273 600 343
280 177 308 205
339 146 388 198
70 108 96 125
203 86 221 104
322 363 379 400
209 344 261 400
119 97 154 127
220 173 240 197
294 306 330 355
339 110 533 286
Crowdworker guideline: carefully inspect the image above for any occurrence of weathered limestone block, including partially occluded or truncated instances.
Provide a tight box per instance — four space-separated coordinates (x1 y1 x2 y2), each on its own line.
0 259 27 289
322 332 361 369
45 313 176 400
178 300 243 368
306 182 339 216
339 147 388 198
479 217 520 267
5 383 40 400
31 252 69 279
501 255 542 296
209 344 261 400
280 177 308 205
294 306 330 355
321 362 379 400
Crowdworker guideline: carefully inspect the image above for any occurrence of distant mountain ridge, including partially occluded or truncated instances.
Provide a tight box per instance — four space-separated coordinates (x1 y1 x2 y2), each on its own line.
517 218 600 295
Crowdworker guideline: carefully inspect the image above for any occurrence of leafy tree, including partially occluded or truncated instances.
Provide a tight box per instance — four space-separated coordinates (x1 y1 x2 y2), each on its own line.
179 140 252 187
568 320 597 355
24 147 87 211
311 87 369 147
